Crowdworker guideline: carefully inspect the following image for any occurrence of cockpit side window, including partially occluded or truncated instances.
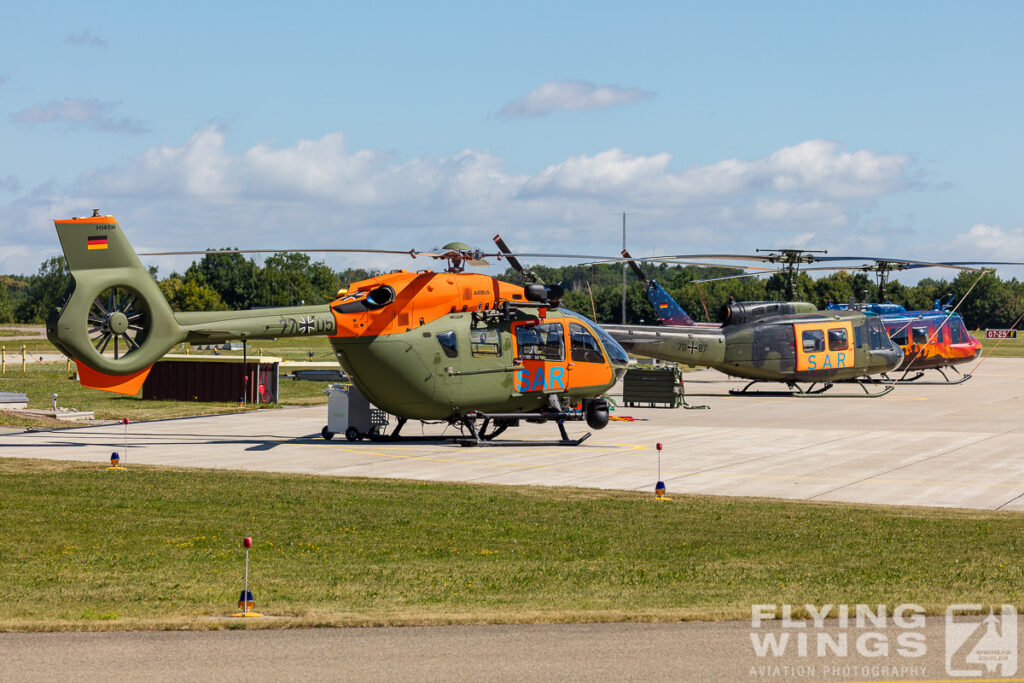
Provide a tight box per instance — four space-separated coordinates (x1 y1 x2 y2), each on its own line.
955 319 970 344
949 322 963 344
569 323 605 363
868 319 887 350
560 309 630 366
516 322 564 361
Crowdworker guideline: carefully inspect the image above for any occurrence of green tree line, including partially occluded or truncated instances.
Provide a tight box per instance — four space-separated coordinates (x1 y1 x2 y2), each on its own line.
2 254 1023 330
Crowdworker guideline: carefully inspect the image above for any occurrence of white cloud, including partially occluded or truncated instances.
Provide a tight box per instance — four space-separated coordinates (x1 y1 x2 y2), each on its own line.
521 140 911 204
942 223 1024 262
499 80 654 118
765 141 912 198
0 129 918 274
754 198 846 227
11 98 147 134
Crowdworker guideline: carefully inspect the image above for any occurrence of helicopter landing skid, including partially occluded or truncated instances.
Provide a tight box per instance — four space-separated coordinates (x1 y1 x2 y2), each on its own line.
363 414 592 447
866 368 973 386
729 379 894 398
458 411 592 447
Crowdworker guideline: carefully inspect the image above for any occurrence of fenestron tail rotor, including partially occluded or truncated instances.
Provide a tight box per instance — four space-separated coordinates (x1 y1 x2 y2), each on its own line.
87 286 149 360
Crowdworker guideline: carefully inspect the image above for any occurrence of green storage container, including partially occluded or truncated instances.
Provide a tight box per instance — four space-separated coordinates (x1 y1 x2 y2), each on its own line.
622 366 682 408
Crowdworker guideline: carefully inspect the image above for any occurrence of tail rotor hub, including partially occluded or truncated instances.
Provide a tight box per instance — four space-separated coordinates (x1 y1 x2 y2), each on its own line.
107 311 129 335
87 287 148 360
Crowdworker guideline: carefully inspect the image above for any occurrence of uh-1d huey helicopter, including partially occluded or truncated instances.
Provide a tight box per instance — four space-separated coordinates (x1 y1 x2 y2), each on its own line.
691 255 998 385
821 261 985 384
593 248 981 397
598 249 904 397
45 212 633 446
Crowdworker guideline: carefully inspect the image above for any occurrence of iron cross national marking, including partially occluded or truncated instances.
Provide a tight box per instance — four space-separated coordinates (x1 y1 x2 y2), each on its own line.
687 341 698 354
298 316 315 334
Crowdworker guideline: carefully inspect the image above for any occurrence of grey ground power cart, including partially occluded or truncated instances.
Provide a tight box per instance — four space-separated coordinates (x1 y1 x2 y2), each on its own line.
322 384 390 441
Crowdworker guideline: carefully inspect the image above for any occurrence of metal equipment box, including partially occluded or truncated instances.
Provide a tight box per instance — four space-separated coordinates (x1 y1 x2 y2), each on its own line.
621 366 682 408
141 354 279 403
322 384 389 441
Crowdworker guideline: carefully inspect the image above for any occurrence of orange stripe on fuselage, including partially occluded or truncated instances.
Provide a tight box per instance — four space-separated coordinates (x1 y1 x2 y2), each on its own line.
76 361 151 396
55 216 118 224
330 270 527 338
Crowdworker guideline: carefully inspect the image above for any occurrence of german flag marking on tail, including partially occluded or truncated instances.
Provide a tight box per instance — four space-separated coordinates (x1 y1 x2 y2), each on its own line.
87 236 108 250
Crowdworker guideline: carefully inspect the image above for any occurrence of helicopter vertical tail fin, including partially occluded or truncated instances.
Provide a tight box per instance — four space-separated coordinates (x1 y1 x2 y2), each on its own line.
47 213 185 394
621 249 696 326
647 280 696 326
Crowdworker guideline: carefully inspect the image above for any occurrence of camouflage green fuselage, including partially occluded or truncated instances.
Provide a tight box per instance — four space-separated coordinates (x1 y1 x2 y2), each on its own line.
606 309 903 383
330 309 618 420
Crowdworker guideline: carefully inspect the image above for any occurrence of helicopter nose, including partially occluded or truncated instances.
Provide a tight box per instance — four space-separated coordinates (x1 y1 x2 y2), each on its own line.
887 341 905 371
612 360 628 382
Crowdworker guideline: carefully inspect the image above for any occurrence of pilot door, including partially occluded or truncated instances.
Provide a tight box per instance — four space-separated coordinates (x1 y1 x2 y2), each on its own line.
565 321 613 390
511 320 568 395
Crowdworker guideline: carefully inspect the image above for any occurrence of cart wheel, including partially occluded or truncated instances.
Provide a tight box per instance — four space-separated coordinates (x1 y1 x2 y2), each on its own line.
345 427 360 441
321 426 334 441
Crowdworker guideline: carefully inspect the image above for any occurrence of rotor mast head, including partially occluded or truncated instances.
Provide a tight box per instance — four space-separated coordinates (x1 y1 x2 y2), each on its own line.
755 248 828 302
437 242 489 273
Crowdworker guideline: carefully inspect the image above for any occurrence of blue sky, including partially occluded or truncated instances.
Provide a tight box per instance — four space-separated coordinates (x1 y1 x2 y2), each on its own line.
2 1 1022 279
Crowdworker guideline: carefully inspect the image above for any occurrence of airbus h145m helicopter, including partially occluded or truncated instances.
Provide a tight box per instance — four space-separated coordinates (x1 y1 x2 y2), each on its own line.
46 213 631 446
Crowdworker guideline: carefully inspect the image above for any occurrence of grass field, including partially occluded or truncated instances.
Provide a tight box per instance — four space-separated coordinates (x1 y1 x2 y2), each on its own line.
0 457 1022 631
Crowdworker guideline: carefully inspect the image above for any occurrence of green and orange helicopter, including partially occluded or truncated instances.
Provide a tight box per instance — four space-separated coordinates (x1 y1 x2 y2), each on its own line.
46 212 633 446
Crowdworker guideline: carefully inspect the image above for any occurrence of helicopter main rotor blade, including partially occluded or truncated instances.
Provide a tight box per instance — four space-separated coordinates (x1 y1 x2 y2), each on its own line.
621 250 650 283
691 260 994 284
492 234 525 273
810 256 991 272
137 248 422 257
692 271 774 284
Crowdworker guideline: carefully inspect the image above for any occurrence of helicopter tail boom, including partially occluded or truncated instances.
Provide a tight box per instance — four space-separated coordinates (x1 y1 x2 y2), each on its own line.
47 214 338 394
